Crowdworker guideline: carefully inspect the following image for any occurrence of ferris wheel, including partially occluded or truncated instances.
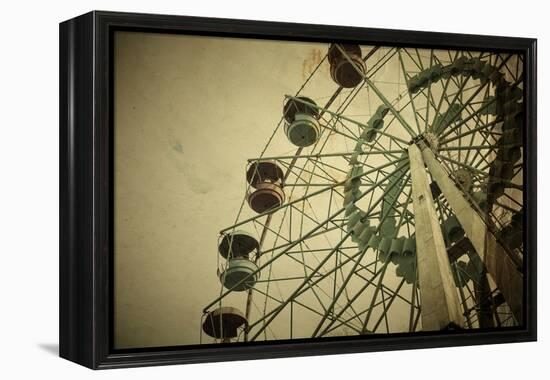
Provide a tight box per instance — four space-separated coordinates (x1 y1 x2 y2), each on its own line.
200 43 524 343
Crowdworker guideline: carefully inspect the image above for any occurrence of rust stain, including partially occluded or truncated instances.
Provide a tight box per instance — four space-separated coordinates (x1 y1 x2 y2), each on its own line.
301 48 326 80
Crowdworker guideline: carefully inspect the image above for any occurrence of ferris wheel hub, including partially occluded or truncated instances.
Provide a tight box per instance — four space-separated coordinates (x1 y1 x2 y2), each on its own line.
413 131 440 152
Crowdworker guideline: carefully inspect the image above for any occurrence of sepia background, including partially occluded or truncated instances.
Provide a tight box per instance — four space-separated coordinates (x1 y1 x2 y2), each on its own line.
114 32 339 348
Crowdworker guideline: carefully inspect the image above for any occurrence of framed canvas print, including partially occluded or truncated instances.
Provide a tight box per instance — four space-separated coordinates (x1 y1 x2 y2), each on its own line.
59 11 537 369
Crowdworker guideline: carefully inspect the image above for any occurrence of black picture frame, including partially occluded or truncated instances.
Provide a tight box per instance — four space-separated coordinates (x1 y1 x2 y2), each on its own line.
59 10 537 369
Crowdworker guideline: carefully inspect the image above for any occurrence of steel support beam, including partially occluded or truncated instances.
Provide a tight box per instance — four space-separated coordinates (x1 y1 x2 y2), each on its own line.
421 146 523 324
408 143 465 330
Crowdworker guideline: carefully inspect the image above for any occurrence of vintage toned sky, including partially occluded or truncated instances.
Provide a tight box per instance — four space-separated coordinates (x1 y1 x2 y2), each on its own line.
114 32 345 348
